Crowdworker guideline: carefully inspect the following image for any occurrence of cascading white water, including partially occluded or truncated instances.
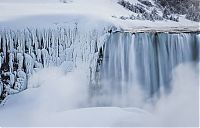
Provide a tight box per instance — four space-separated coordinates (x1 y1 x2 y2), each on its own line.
100 32 199 101
101 32 138 98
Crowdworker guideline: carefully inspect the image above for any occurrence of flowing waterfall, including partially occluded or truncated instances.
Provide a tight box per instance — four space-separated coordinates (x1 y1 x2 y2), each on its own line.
100 33 137 97
100 32 199 100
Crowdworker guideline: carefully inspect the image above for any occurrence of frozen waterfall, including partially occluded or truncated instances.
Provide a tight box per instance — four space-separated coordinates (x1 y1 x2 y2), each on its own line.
0 27 102 100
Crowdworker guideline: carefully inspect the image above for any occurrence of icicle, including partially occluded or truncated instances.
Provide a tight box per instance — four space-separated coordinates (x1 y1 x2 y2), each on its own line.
24 53 34 77
15 69 27 91
36 49 42 63
17 53 23 70
9 73 15 88
9 53 14 72
41 48 49 68
0 81 3 97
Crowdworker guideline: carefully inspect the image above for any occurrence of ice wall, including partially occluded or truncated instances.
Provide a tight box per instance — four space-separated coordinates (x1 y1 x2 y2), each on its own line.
0 27 102 100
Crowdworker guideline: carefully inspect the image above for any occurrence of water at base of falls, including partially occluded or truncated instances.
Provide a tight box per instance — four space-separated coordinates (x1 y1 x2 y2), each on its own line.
97 32 199 105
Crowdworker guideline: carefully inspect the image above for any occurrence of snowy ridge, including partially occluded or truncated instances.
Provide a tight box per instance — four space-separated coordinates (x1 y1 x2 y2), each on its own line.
0 0 198 32
121 26 200 33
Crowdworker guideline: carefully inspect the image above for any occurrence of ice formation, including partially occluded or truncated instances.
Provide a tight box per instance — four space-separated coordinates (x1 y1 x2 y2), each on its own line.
0 27 199 105
0 27 102 100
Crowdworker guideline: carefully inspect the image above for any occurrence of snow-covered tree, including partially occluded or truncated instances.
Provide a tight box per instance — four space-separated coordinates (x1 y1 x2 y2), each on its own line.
157 0 199 22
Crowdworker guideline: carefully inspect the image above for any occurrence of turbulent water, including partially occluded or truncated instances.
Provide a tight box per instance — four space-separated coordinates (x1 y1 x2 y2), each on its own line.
99 32 199 103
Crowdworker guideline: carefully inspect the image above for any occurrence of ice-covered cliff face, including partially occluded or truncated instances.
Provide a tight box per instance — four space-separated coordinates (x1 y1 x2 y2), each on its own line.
0 27 105 100
95 32 199 105
0 28 199 105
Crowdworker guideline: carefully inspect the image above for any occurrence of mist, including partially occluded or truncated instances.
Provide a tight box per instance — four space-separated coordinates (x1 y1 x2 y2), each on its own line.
0 62 198 127
29 62 200 127
95 62 199 126
28 67 89 111
148 62 199 127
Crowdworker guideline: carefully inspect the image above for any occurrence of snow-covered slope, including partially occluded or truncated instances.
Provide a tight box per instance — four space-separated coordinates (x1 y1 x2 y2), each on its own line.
0 0 61 3
0 0 198 31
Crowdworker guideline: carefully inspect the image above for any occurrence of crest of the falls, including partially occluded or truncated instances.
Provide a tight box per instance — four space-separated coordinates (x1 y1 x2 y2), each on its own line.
100 32 199 100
